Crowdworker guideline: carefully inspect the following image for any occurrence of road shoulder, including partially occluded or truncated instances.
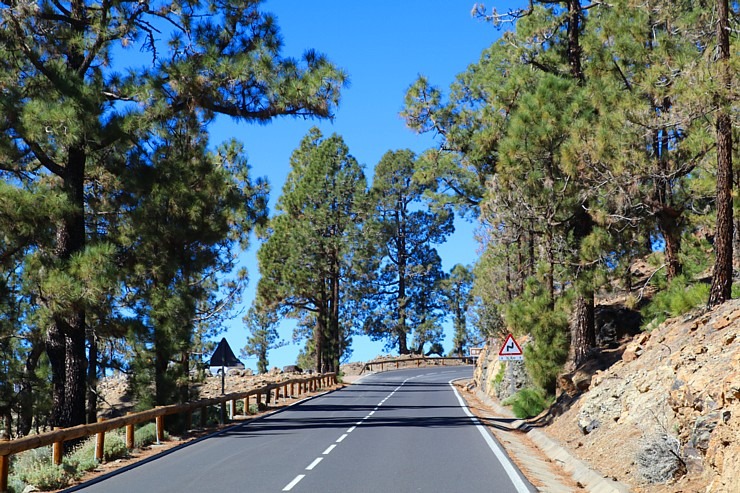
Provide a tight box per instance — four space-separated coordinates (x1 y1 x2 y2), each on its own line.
454 381 632 493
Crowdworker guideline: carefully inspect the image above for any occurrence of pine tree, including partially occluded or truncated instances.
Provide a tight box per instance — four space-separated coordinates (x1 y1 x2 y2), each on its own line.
257 128 366 373
0 0 345 427
442 264 474 356
363 150 453 354
243 305 280 374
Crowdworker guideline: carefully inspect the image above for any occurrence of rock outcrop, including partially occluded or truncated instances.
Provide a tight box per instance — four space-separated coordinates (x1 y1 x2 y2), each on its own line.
474 300 740 493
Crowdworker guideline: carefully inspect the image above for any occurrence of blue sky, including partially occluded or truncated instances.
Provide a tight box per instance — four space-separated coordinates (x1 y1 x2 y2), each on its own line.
211 1 509 371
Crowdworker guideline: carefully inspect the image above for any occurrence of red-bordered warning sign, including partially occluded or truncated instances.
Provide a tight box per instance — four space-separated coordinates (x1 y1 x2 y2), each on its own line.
498 334 523 361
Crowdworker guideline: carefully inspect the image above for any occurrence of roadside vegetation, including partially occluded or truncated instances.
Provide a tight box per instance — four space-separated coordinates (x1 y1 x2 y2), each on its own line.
6 424 165 492
1 3 738 488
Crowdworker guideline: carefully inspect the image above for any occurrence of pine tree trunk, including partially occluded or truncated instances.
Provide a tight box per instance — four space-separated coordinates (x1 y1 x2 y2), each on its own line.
658 212 683 281
314 313 324 373
567 0 584 83
86 331 98 424
179 351 190 403
18 344 43 436
571 292 595 367
154 333 169 406
708 0 733 307
570 204 596 367
47 149 87 429
329 262 340 373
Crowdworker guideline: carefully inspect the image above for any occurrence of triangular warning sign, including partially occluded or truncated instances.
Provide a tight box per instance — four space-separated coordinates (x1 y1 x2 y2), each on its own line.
499 334 524 360
209 337 244 368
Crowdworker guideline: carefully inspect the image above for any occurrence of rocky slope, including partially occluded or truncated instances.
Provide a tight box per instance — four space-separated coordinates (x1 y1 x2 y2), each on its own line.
474 300 740 493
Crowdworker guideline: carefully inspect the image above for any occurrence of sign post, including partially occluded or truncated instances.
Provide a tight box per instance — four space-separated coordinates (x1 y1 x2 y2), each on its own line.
208 338 244 424
498 334 524 397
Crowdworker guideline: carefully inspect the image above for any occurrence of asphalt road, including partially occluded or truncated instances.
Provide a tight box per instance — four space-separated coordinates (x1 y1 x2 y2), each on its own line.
66 367 535 493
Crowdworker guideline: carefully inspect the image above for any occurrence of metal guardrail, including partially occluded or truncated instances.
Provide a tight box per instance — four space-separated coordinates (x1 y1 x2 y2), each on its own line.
360 356 478 374
0 373 336 492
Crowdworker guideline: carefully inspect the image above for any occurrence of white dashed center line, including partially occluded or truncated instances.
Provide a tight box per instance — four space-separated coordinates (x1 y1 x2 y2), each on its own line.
282 474 305 491
283 374 426 492
305 458 323 471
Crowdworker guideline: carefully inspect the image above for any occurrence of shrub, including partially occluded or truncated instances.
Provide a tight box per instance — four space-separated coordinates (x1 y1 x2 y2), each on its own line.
68 439 100 473
636 433 685 483
12 448 74 491
18 463 72 491
103 433 128 461
67 432 128 468
502 387 551 419
134 422 167 448
641 276 708 329
7 476 25 493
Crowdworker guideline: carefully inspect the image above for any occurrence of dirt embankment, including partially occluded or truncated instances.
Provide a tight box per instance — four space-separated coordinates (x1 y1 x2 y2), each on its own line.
474 300 740 493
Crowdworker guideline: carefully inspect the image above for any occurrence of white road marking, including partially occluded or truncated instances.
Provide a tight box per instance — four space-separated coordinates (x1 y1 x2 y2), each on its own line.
336 434 348 443
282 475 305 491
322 444 336 455
449 379 531 493
347 426 356 433
368 410 375 416
306 458 323 470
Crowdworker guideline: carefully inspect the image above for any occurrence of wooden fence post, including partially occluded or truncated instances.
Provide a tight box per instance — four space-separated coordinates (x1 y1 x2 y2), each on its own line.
126 413 135 450
52 427 63 466
229 399 236 419
0 436 8 493
155 415 165 444
200 405 207 428
185 409 192 430
95 417 105 463
290 382 295 397
243 396 250 415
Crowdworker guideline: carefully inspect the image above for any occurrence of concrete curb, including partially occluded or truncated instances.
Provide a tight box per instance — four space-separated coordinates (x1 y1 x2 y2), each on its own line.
475 390 631 493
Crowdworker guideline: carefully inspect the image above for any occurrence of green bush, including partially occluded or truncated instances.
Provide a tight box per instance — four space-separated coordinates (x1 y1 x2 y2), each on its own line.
503 387 552 419
134 422 167 448
102 433 128 461
12 447 74 491
18 463 72 491
68 439 99 473
68 433 128 469
642 276 709 329
7 476 25 493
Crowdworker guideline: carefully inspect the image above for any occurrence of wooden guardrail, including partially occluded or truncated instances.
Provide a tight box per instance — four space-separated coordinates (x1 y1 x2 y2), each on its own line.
360 356 477 374
0 373 336 492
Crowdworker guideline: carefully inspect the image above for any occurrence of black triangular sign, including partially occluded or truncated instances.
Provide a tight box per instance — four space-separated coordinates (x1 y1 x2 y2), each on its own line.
209 337 243 368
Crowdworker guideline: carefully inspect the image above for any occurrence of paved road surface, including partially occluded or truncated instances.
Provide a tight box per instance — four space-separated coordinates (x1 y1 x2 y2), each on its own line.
66 367 534 493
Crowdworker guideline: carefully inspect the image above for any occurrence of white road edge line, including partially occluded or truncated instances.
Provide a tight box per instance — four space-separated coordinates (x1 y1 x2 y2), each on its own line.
306 457 323 470
282 474 305 491
449 379 531 493
322 444 337 455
